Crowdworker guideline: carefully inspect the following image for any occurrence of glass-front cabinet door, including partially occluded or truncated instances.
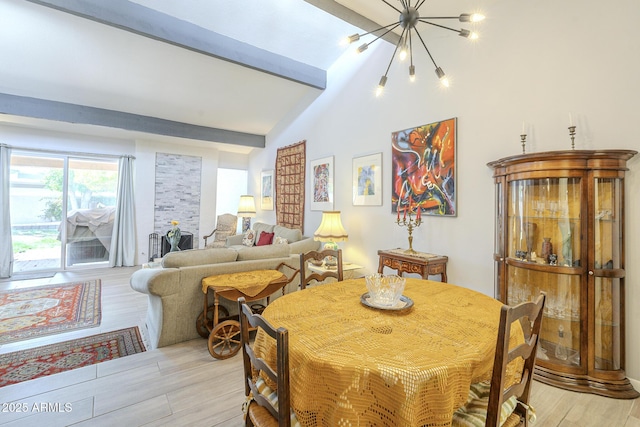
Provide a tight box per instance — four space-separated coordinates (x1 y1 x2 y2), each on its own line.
591 176 625 373
488 150 638 399
506 177 585 373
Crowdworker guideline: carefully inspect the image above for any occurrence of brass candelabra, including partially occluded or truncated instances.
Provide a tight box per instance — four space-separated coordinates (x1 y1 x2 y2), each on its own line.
568 125 576 149
396 205 422 254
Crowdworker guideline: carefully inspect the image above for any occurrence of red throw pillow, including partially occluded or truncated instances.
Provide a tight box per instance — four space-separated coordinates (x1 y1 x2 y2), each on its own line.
256 231 274 246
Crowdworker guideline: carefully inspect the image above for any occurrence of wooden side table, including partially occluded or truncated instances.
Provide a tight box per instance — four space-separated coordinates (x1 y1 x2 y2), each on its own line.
377 249 448 282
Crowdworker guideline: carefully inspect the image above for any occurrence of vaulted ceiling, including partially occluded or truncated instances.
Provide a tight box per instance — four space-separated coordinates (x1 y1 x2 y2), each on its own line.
0 0 489 152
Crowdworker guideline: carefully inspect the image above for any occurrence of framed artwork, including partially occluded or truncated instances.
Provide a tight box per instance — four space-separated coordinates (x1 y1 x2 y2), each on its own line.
352 153 382 206
261 170 274 210
310 156 334 211
391 117 457 217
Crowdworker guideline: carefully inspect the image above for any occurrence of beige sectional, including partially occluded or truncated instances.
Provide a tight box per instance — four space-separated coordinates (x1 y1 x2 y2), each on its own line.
130 224 319 349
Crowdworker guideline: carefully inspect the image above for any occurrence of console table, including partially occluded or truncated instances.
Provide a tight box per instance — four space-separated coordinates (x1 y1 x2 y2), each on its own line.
377 249 448 282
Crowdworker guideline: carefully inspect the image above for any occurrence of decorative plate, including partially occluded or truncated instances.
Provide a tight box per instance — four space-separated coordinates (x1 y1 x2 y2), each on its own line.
360 293 414 311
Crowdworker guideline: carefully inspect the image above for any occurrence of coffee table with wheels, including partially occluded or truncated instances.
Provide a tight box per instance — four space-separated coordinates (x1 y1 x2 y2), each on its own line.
197 264 298 359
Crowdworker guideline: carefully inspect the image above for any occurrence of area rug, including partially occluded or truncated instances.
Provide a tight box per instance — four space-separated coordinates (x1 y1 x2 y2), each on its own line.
0 280 101 344
275 140 306 232
0 327 145 387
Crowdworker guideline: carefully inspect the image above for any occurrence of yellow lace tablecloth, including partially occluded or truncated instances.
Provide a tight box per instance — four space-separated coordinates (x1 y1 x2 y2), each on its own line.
201 270 286 298
254 278 524 427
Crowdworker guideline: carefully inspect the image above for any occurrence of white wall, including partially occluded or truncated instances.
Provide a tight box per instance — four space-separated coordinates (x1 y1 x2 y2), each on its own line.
250 0 640 382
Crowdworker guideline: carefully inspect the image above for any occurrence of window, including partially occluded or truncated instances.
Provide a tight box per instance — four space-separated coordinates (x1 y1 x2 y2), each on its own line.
215 168 248 233
10 152 118 272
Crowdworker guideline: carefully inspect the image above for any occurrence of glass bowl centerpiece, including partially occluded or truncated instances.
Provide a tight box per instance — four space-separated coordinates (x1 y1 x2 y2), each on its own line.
365 273 406 307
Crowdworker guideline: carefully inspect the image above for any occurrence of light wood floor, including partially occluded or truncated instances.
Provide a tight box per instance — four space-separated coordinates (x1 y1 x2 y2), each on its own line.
0 267 639 426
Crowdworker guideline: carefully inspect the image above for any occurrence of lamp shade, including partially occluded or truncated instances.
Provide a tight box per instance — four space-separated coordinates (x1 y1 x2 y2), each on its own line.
314 211 348 242
237 195 256 217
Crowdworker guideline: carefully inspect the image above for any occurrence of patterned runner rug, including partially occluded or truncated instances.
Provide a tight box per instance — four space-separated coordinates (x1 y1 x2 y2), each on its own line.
0 327 146 387
0 280 101 344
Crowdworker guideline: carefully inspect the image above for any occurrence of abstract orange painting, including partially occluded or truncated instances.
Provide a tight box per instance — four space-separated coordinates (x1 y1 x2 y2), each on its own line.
391 118 456 216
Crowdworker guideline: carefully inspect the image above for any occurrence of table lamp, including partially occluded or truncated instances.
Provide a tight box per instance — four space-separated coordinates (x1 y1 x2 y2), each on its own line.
237 195 256 233
313 211 348 269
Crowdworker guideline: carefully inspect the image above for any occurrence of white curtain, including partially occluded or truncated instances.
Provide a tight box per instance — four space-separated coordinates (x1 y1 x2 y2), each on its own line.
109 155 136 267
0 145 13 277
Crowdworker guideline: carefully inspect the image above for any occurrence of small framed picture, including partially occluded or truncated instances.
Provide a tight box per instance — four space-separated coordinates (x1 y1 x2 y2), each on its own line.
261 170 274 210
310 156 334 211
352 153 382 206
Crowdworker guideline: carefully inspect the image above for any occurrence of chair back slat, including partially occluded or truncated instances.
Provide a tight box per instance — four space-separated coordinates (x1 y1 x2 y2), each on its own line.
299 249 344 289
239 297 291 427
486 292 546 427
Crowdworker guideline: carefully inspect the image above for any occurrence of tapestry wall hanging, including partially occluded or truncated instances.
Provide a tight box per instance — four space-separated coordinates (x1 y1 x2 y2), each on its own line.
275 140 306 232
391 118 457 216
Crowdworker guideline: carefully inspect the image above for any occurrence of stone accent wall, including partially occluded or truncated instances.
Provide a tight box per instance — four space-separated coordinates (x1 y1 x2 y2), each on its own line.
154 153 202 244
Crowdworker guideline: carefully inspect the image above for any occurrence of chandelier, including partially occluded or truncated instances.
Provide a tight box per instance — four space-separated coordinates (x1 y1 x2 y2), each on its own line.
343 1 484 96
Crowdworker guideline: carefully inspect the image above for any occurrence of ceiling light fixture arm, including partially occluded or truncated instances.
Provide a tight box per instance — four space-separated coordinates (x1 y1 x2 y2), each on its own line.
414 0 427 10
359 23 402 51
381 0 403 14
376 26 409 96
417 19 470 37
412 27 438 70
384 27 409 76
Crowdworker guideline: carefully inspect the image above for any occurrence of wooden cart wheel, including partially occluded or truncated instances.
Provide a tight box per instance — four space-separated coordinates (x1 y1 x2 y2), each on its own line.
196 304 229 339
208 320 241 359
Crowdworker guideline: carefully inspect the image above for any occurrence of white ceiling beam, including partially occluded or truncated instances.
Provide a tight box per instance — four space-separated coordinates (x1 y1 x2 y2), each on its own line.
0 93 265 148
25 0 327 90
303 0 400 45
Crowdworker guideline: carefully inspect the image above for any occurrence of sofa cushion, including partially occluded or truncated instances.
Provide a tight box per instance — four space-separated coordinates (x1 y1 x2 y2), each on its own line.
161 247 238 268
253 223 274 239
242 229 256 246
236 243 290 261
274 236 288 245
256 231 274 246
274 225 303 243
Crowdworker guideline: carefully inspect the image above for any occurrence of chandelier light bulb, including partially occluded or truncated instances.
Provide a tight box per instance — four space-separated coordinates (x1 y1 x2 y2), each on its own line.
399 45 408 61
376 75 387 97
341 34 360 47
357 43 368 54
435 67 449 87
409 65 416 82
459 13 485 22
459 29 480 40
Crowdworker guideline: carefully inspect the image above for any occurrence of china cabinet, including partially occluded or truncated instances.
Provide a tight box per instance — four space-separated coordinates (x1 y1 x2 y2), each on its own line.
488 149 638 398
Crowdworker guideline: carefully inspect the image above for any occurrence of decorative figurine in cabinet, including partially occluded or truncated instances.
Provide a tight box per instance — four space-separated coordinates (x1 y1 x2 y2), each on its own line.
488 150 638 399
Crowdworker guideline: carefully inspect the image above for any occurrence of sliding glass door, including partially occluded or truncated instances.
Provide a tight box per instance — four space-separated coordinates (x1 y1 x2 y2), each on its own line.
10 154 64 272
10 152 118 273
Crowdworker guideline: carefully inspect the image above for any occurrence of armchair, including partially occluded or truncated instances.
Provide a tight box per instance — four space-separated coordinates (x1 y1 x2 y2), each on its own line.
204 213 238 248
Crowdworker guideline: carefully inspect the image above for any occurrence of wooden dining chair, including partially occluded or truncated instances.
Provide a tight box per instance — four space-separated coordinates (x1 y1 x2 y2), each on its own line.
452 292 546 427
238 297 292 427
299 249 343 289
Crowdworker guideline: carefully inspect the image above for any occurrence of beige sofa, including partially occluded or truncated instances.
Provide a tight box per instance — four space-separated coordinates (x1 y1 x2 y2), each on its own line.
130 224 319 349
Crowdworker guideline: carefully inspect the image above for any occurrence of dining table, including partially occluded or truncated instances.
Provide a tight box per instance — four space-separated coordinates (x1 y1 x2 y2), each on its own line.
252 278 524 427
